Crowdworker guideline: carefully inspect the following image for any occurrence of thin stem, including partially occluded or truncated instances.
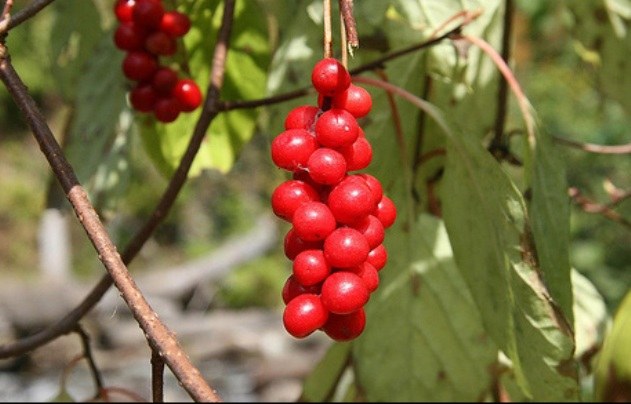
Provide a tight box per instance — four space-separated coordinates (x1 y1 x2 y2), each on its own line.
152 348 165 403
0 0 56 33
323 0 333 58
569 187 631 230
75 325 104 398
340 9 347 66
553 137 631 154
339 0 358 51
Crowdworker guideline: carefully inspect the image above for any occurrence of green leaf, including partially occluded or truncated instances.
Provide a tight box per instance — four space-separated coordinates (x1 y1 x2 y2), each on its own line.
139 0 271 178
300 342 352 402
441 124 579 400
594 289 631 401
353 214 498 401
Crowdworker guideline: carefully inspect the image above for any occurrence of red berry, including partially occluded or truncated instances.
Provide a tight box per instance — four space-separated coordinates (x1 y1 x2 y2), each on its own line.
323 227 370 268
160 11 192 37
293 249 331 286
327 176 375 225
282 275 321 305
366 244 388 271
172 79 203 112
129 83 157 112
322 308 366 341
145 30 178 56
283 293 329 338
311 58 351 97
122 51 158 81
113 22 147 51
284 105 320 130
270 129 318 172
114 0 136 23
321 271 369 314
151 66 179 95
339 135 373 171
356 173 383 207
352 261 380 292
351 214 385 249
331 84 372 118
132 0 164 30
373 195 397 229
292 201 337 242
307 148 347 185
153 97 181 123
271 179 320 222
314 108 359 149
283 228 323 260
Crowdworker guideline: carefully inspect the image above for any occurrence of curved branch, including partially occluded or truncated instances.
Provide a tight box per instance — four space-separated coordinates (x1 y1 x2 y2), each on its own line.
0 0 56 33
553 136 631 155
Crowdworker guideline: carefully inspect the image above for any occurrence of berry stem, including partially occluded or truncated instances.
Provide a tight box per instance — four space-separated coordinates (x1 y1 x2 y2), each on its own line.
323 0 333 58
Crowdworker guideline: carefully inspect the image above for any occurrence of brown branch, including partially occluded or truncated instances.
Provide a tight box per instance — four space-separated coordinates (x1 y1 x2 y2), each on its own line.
74 325 105 399
152 348 165 403
569 187 631 230
553 136 631 154
0 0 56 33
339 0 358 49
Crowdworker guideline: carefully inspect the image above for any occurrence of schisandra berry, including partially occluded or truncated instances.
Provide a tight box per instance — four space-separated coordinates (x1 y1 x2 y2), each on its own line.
271 179 320 222
271 129 319 171
320 271 369 314
311 57 351 96
283 293 329 338
291 201 337 242
323 227 370 268
322 308 366 341
292 249 331 286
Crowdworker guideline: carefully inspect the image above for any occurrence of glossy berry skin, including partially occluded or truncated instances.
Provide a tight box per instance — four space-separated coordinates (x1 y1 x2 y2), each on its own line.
132 0 165 30
283 228 323 261
292 201 337 242
366 244 388 271
283 293 329 338
271 179 320 222
351 214 385 249
331 84 372 118
151 67 179 95
293 249 331 286
339 135 372 171
282 275 321 305
314 108 359 149
373 195 397 229
160 11 191 37
320 271 369 314
307 148 347 185
129 83 157 113
153 97 181 123
311 58 351 97
327 176 375 225
145 31 178 56
113 22 146 51
172 79 203 112
271 129 318 171
122 51 158 81
323 227 370 268
357 173 383 206
322 308 366 341
352 261 380 292
114 0 136 23
285 105 319 130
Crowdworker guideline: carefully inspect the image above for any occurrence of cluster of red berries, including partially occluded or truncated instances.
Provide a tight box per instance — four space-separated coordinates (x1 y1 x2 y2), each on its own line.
113 0 202 123
271 58 396 341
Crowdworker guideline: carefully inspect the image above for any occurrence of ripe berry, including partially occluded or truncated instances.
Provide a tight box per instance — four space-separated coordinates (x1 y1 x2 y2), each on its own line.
291 201 337 242
339 135 373 171
356 173 383 206
292 249 331 286
311 57 351 97
352 261 380 292
322 308 366 341
284 105 320 130
172 79 203 112
321 271 369 314
283 228 323 260
366 244 388 271
151 66 179 95
373 195 397 229
122 51 158 81
271 179 320 222
314 108 359 149
282 275 321 304
331 84 373 118
283 293 329 338
114 0 136 23
132 0 164 30
327 176 375 225
271 129 318 172
145 31 178 56
129 83 157 113
323 227 370 268
351 214 385 249
160 11 191 37
307 148 347 185
114 22 146 51
153 97 181 123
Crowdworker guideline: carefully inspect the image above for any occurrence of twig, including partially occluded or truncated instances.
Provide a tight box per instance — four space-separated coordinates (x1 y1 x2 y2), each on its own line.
0 0 56 34
553 136 631 154
569 187 631 230
339 0 358 51
152 348 165 403
323 0 332 58
74 325 105 399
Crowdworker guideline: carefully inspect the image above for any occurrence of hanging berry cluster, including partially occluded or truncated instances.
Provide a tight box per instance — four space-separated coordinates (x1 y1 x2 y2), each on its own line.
113 0 202 123
270 58 397 341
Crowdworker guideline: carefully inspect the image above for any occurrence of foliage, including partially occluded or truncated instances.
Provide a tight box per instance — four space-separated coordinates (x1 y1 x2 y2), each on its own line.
0 0 629 401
